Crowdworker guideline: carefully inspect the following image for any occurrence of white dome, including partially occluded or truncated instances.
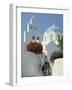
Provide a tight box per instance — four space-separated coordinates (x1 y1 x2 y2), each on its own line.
46 24 61 32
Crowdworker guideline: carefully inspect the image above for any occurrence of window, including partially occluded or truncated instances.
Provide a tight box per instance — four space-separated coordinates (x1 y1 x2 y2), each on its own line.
50 34 52 40
30 24 33 29
58 35 60 41
32 35 35 40
37 36 40 40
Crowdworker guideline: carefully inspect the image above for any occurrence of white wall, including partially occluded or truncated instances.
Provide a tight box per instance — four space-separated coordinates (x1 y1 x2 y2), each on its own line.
0 0 72 89
52 58 63 76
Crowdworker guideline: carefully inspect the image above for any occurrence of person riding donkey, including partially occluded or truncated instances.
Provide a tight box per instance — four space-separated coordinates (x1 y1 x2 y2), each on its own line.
41 55 52 76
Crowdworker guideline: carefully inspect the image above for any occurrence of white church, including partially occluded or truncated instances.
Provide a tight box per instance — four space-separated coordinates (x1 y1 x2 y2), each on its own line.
42 23 63 57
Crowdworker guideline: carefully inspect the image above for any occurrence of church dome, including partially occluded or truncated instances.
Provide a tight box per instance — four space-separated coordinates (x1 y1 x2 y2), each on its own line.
46 24 61 33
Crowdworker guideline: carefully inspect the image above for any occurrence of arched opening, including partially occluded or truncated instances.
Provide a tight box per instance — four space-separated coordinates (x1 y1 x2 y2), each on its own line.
50 34 52 40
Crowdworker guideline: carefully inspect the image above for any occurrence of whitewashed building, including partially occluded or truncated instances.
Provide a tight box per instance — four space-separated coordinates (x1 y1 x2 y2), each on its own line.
42 24 63 56
23 16 42 44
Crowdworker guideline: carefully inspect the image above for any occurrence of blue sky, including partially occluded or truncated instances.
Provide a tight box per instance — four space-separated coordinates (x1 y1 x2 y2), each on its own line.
21 12 63 34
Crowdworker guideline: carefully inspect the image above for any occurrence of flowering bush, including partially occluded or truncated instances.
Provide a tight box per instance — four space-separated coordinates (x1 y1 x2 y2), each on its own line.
26 41 43 54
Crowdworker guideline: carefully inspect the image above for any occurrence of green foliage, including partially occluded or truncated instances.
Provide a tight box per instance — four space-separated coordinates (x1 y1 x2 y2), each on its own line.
58 36 63 51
